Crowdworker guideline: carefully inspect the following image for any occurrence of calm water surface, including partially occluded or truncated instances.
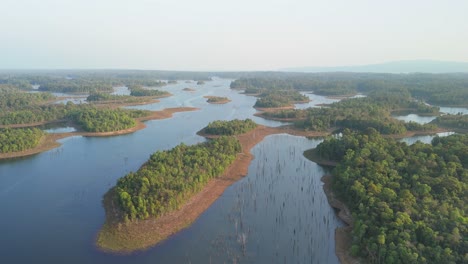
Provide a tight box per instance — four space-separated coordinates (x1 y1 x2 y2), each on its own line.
392 114 436 124
400 132 455 145
0 79 340 264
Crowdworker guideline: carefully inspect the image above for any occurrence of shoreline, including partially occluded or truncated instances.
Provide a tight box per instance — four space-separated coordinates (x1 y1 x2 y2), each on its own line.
321 175 360 264
254 112 306 122
384 127 450 139
303 150 360 264
0 107 198 160
96 125 328 253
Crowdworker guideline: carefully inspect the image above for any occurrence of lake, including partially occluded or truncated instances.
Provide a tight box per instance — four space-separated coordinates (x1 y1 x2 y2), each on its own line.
0 79 340 264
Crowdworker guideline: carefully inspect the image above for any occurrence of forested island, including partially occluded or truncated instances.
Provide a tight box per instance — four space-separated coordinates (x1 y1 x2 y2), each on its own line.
307 129 467 264
203 96 231 104
199 119 257 136
98 128 245 252
0 86 197 159
254 90 309 108
1 70 468 261
96 119 326 252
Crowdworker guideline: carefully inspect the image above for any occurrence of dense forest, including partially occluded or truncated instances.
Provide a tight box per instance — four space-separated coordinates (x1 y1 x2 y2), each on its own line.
0 98 150 133
231 73 468 107
0 104 70 126
431 114 468 130
203 119 257 136
261 90 438 134
254 90 309 108
0 89 54 111
68 108 137 133
110 136 241 222
0 128 44 153
128 85 170 97
313 129 467 264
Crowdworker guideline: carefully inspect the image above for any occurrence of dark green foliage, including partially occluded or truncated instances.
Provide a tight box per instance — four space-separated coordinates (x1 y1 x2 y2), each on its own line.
0 128 44 153
0 104 71 125
264 94 438 134
87 93 125 102
431 114 468 130
254 90 308 108
113 136 241 221
0 89 54 111
68 108 136 132
315 130 468 263
231 76 359 95
128 85 170 97
204 119 257 135
314 86 356 96
0 88 149 132
231 73 468 107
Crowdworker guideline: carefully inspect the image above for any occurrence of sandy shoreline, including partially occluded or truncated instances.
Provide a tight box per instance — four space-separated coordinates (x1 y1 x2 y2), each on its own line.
321 175 360 264
0 107 198 160
303 149 360 264
96 125 328 253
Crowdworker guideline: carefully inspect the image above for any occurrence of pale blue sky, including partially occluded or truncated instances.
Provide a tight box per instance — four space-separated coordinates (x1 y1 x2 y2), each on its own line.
1 0 467 71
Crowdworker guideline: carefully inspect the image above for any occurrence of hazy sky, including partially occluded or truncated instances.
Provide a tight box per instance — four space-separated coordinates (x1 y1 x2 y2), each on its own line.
1 0 467 71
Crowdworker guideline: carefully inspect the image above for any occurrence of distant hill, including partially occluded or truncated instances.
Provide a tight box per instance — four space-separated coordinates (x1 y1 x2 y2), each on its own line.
281 60 468 73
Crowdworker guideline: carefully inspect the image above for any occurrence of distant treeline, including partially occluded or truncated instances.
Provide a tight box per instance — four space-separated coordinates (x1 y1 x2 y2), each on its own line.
128 85 170 97
231 73 468 107
0 70 214 93
2 71 467 106
0 89 54 111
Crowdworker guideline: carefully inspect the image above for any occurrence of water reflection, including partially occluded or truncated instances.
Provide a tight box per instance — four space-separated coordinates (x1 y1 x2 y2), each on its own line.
111 86 130 96
400 131 455 145
392 114 436 124
439 106 468 115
